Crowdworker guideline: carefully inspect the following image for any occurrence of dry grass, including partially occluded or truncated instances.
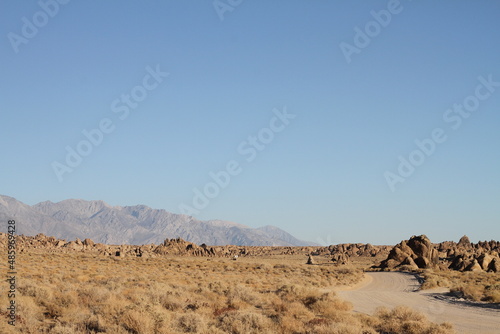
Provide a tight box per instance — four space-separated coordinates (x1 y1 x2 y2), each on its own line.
0 250 454 333
374 306 454 334
421 269 500 303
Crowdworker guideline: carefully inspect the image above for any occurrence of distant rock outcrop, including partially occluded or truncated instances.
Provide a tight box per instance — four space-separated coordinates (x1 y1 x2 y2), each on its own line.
0 233 388 262
326 243 388 258
153 238 217 257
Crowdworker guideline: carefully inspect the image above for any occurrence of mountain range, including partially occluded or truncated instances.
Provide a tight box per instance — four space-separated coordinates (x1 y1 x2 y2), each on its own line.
0 195 315 246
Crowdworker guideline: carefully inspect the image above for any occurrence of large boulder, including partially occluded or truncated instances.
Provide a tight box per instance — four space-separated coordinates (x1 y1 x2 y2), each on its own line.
457 235 471 248
55 240 66 247
477 253 494 270
378 235 439 270
464 259 483 272
83 238 95 247
64 241 82 251
448 255 467 271
400 256 419 270
331 252 350 265
487 258 500 273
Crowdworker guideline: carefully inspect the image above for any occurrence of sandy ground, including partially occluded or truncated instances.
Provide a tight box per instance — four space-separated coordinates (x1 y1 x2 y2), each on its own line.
336 272 500 334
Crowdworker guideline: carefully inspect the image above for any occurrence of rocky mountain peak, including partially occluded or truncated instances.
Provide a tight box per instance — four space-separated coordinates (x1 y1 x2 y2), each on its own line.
0 195 315 246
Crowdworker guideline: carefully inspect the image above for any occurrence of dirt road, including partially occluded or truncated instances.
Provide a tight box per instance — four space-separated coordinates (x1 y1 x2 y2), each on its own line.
336 272 500 334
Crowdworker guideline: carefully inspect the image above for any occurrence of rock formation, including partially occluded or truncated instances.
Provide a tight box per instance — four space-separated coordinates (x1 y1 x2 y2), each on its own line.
379 235 439 270
331 252 350 265
488 258 500 272
377 234 500 273
378 235 439 270
457 235 471 248
327 243 389 258
439 235 500 273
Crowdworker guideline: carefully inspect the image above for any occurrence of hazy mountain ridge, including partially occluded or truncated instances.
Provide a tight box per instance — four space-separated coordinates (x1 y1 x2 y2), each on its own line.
0 195 315 246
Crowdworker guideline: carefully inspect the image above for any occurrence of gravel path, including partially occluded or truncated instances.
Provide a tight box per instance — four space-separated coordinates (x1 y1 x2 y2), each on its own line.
336 272 500 334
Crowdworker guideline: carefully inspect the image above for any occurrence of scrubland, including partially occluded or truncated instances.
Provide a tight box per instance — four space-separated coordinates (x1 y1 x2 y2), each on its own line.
421 269 500 303
0 251 455 333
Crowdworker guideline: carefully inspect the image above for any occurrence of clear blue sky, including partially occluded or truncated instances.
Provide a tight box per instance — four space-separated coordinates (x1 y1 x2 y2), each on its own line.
1 1 499 245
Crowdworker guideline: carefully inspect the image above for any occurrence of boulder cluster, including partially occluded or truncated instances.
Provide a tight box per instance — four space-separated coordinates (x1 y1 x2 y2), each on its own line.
377 235 500 272
327 243 391 265
378 235 439 270
327 243 389 257
437 236 500 272
153 238 217 256
331 252 350 265
0 233 248 258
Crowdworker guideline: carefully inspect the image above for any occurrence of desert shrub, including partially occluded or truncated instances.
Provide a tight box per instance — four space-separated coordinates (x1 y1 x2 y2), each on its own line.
77 286 110 306
485 283 500 291
279 315 307 333
299 289 352 317
49 323 78 334
0 320 17 334
422 270 500 303
398 265 419 272
375 306 454 334
255 263 271 271
285 301 315 320
78 314 108 333
15 295 44 333
42 300 64 319
226 284 261 307
309 322 376 334
478 283 500 302
217 311 275 334
18 280 52 302
175 313 206 333
311 301 353 323
54 289 78 308
421 275 450 289
120 309 155 334
207 281 230 296
159 293 183 311
275 284 299 301
376 306 425 325
450 285 482 301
